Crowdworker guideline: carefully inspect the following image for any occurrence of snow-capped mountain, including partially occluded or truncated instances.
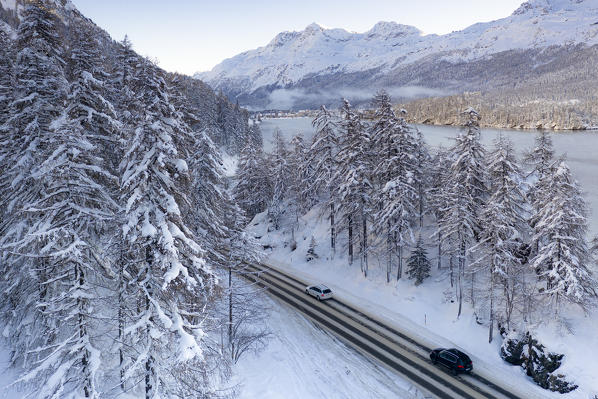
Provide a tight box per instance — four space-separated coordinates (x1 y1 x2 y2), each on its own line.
196 0 598 110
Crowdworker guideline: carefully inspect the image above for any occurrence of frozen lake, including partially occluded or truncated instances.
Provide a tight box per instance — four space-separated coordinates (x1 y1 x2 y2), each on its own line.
260 117 598 237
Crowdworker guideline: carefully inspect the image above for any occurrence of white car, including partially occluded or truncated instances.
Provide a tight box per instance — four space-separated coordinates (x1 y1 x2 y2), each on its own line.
305 284 333 301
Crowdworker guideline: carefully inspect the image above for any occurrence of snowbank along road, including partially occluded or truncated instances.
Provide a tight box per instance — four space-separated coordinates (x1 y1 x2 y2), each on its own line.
241 261 537 399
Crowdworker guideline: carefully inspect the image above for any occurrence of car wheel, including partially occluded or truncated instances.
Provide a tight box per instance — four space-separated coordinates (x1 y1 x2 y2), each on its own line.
305 289 309 295
453 367 458 376
317 296 321 301
432 359 437 365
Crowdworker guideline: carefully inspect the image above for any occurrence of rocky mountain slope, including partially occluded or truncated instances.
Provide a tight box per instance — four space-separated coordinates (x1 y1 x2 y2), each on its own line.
197 0 598 115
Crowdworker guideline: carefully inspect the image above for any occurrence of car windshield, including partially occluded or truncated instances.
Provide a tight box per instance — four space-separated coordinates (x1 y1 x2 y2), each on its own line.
323 289 331 294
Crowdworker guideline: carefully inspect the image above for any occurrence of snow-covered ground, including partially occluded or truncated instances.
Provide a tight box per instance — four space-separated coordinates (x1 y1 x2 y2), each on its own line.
233 293 424 399
221 148 239 177
260 117 598 236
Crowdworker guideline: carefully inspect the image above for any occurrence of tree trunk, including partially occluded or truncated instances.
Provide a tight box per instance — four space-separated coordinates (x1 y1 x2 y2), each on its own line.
437 236 442 270
77 263 90 398
396 244 403 281
386 226 392 283
348 214 353 265
330 203 335 257
457 240 465 319
419 186 424 228
489 272 494 343
470 270 476 310
118 253 126 391
145 245 155 399
228 265 233 359
39 257 48 312
362 216 368 278
449 255 454 288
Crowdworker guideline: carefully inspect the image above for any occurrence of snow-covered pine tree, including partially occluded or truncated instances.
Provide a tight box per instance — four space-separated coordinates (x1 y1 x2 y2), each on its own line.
306 236 319 262
526 131 555 260
475 135 528 342
2 20 122 397
233 140 272 219
247 122 264 149
172 87 247 397
334 99 373 275
438 108 487 318
0 0 68 216
428 146 452 271
414 128 431 228
166 69 234 261
406 235 431 285
0 29 14 128
0 0 69 372
109 35 147 392
288 134 309 221
524 131 554 182
308 105 339 256
370 91 418 282
268 129 290 230
0 29 15 219
111 35 142 134
529 159 597 312
119 57 217 398
188 128 242 270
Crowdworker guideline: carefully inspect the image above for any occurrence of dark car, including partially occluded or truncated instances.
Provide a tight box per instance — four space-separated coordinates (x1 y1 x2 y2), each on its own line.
429 348 473 375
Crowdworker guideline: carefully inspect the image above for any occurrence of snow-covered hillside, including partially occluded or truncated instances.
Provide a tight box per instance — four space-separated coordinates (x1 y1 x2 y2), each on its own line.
197 0 598 109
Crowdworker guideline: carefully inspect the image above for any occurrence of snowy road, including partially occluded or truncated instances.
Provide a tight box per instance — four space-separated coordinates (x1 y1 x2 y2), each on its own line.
242 262 522 399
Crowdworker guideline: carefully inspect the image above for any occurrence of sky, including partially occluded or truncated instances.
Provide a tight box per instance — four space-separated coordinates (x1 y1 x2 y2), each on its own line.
71 0 524 76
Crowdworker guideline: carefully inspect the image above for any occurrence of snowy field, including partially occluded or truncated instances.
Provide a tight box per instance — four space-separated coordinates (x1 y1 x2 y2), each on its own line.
260 117 598 236
233 293 424 399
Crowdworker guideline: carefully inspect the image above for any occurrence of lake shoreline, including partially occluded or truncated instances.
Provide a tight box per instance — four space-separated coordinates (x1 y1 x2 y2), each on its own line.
260 116 598 132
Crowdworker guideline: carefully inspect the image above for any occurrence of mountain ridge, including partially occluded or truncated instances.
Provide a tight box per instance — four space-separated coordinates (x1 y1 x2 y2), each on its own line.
196 0 598 111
